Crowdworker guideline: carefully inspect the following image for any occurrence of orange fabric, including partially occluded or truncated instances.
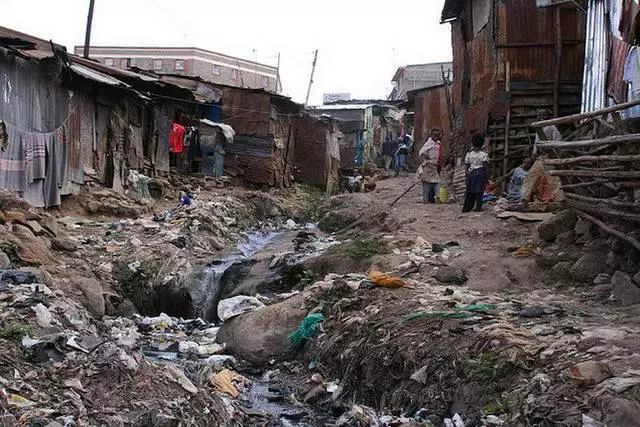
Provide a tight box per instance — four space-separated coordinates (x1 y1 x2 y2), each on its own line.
368 271 406 288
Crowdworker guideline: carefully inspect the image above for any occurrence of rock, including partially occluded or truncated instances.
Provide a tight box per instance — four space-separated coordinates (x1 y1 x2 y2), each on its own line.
39 216 59 237
0 251 10 268
606 251 621 271
0 224 52 265
217 293 309 364
217 296 264 321
599 397 640 427
571 247 609 283
0 414 18 427
209 237 226 251
538 209 577 242
64 275 106 318
0 189 31 212
608 236 626 254
575 219 593 237
593 273 611 286
535 247 580 270
551 262 572 281
4 211 29 227
519 305 546 318
633 272 640 285
568 361 613 386
433 266 467 285
611 271 640 307
51 237 78 253
26 220 44 236
556 230 576 245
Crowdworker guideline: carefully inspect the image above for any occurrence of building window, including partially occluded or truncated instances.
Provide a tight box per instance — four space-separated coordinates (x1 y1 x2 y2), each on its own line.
105 58 114 66
230 68 238 80
175 60 184 71
261 76 269 88
212 65 221 75
153 59 163 71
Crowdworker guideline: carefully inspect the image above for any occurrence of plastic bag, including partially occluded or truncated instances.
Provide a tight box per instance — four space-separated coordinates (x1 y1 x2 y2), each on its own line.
290 313 325 347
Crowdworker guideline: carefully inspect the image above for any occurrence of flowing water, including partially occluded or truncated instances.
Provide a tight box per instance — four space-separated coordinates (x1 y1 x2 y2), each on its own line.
195 231 281 320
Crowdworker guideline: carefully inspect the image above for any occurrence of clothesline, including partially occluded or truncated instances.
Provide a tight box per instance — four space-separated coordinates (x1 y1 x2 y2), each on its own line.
0 98 79 135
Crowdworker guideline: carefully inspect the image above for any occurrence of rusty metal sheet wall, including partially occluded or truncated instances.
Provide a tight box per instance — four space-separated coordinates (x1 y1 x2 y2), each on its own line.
295 115 327 188
225 135 276 185
495 0 586 82
413 86 452 156
220 87 270 137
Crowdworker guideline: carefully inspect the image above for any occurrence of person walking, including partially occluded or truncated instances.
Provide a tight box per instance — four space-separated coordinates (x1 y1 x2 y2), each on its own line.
382 136 394 170
463 133 490 213
418 128 443 203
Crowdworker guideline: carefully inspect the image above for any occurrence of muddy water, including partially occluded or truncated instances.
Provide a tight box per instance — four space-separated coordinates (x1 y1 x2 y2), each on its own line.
196 231 281 320
145 229 337 426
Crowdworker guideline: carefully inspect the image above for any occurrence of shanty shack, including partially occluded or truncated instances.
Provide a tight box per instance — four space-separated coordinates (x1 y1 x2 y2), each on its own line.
441 0 587 176
294 114 341 193
159 74 301 186
0 26 211 207
309 104 375 170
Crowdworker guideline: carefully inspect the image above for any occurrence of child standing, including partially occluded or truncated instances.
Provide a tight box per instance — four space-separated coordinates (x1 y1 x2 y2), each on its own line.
463 134 489 213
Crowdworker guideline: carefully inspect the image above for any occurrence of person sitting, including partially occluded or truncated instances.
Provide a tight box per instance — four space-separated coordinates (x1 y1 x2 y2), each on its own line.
506 157 534 204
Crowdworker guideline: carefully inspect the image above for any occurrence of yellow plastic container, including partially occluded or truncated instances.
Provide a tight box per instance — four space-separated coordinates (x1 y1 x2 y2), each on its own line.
439 186 449 204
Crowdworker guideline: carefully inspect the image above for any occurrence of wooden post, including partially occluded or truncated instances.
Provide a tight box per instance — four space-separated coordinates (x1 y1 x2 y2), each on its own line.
305 49 318 106
553 6 562 117
83 0 96 58
503 61 511 178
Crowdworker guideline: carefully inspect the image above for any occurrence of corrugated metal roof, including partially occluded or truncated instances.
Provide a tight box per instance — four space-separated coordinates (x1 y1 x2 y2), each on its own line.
70 63 131 88
312 104 373 110
0 25 64 59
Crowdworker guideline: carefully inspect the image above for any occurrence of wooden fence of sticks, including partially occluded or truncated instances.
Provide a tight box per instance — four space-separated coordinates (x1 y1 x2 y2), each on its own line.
531 98 640 252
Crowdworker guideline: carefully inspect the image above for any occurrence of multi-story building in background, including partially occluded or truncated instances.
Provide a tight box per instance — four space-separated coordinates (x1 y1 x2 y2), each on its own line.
388 62 453 101
74 46 280 93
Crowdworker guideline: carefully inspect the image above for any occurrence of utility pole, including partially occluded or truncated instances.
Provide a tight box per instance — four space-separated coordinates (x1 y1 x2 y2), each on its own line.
275 52 281 93
305 49 318 106
83 0 96 58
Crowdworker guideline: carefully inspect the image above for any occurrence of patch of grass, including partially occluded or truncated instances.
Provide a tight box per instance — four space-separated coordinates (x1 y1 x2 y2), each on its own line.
0 322 34 342
328 238 389 262
483 400 507 415
299 185 326 223
463 352 497 384
294 269 318 290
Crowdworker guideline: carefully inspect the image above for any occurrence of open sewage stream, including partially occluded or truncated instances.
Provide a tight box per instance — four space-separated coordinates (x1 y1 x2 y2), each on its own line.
138 227 339 426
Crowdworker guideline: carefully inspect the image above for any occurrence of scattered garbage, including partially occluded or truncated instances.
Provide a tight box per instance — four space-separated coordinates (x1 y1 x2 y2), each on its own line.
444 413 465 427
290 313 325 347
217 296 265 322
431 241 460 253
208 368 249 398
568 361 613 386
581 414 606 427
180 192 193 206
403 304 497 322
368 270 406 288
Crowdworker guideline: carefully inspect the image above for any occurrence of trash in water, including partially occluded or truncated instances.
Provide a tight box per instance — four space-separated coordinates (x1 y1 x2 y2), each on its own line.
208 368 249 398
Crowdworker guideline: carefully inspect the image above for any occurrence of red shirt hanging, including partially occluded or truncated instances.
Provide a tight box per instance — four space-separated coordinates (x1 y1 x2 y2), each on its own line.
169 123 186 153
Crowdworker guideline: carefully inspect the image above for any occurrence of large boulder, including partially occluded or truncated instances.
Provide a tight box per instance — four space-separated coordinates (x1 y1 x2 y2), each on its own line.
0 224 53 266
216 293 310 365
538 210 577 243
433 266 468 285
570 243 610 283
60 275 106 318
611 271 640 307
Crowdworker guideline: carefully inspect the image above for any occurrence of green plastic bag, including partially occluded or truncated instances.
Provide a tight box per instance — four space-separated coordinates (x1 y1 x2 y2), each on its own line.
290 313 325 347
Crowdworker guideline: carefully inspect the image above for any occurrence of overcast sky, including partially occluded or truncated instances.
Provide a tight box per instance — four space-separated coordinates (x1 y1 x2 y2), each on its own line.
1 0 452 105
